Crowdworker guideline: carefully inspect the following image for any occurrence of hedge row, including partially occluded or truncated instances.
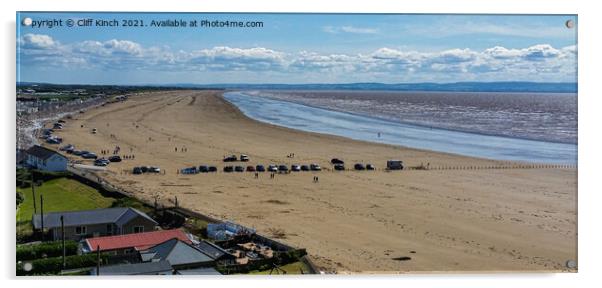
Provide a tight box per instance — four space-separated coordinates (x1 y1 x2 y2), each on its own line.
17 253 110 276
17 240 79 261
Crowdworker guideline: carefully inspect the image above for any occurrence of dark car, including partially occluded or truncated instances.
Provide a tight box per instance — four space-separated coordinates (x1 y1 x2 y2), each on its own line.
94 159 109 167
199 165 209 173
354 163 366 170
81 152 98 159
246 165 256 172
132 167 142 174
108 155 122 162
278 165 288 172
331 158 344 165
256 165 266 172
208 166 217 172
149 167 161 173
223 166 234 173
366 164 375 170
223 155 237 162
300 165 310 171
59 144 74 151
291 165 301 172
72 150 83 156
334 164 345 171
181 167 197 174
235 166 245 172
140 166 149 173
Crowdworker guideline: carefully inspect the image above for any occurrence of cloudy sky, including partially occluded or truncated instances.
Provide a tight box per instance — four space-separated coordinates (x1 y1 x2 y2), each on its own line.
17 13 577 85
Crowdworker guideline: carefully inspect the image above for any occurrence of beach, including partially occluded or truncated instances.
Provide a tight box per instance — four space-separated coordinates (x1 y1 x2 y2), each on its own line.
45 90 577 273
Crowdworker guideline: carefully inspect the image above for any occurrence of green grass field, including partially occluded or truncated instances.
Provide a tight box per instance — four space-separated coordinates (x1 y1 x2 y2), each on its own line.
16 178 115 237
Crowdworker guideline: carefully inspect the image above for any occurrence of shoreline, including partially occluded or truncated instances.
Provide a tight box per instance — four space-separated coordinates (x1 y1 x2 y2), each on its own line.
43 90 577 273
223 91 577 164
236 90 577 146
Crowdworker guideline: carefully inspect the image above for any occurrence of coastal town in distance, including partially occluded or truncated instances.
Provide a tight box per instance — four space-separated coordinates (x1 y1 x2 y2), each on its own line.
16 12 577 275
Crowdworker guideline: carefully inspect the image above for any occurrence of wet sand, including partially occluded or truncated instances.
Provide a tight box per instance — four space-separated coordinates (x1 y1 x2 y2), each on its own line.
46 90 577 273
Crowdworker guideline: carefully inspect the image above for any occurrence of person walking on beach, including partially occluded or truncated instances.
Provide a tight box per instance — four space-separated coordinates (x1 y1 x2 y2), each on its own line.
175 147 178 152
255 172 259 179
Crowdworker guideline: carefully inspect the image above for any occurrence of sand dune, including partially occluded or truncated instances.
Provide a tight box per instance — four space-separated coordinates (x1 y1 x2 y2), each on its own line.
47 90 577 273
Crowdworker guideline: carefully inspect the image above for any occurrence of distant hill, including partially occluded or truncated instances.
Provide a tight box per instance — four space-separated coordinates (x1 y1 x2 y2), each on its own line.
18 82 577 93
171 82 577 93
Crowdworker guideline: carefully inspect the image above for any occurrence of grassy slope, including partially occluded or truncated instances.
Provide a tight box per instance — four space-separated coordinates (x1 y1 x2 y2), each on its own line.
16 178 115 236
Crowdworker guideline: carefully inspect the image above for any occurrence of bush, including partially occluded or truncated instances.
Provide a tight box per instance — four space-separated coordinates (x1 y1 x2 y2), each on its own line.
17 253 110 276
17 192 24 207
17 240 79 261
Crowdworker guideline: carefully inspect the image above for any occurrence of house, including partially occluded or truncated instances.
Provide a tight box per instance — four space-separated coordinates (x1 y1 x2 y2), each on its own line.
90 260 173 275
32 207 158 241
139 238 215 270
24 145 68 172
195 240 237 265
175 267 221 275
83 229 191 255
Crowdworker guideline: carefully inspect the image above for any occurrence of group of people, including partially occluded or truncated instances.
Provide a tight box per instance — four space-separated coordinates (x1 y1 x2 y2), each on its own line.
175 147 188 152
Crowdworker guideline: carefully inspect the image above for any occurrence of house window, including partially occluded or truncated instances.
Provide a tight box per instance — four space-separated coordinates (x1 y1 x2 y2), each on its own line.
133 226 144 233
75 226 87 235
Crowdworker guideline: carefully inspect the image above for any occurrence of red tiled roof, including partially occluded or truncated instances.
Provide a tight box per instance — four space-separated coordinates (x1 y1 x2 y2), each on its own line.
85 229 191 252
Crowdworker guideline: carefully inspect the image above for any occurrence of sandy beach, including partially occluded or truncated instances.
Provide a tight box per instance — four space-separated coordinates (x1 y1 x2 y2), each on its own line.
45 90 577 273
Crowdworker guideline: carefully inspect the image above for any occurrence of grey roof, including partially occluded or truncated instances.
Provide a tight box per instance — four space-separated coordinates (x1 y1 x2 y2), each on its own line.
32 207 157 229
141 238 214 267
26 145 64 160
195 240 233 260
91 260 173 275
175 267 222 275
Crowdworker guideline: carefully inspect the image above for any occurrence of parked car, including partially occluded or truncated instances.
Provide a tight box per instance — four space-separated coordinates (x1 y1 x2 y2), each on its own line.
91 128 97 134
334 164 345 171
256 165 266 172
94 159 108 166
223 166 234 173
208 166 217 172
140 166 149 173
386 160 404 170
240 154 250 162
149 167 161 173
310 163 322 171
354 163 366 170
268 165 278 172
181 167 197 174
132 167 142 174
59 144 74 151
72 150 84 156
81 152 97 159
331 158 344 165
223 155 237 162
366 164 375 170
46 137 62 144
291 165 301 172
198 165 209 173
108 155 122 162
246 165 256 172
235 166 245 172
300 165 310 171
278 165 288 172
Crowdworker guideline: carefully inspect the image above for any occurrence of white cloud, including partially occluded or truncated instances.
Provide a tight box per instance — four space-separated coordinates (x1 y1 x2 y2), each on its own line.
17 34 577 82
323 25 379 34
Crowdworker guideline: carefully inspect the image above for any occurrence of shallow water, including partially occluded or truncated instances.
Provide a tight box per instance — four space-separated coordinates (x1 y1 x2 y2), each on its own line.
223 91 577 164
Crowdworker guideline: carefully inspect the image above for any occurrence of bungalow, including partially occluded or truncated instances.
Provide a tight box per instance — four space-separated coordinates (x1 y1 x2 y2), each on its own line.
24 145 68 172
195 240 237 265
139 238 215 270
32 207 158 241
90 260 173 275
83 229 191 255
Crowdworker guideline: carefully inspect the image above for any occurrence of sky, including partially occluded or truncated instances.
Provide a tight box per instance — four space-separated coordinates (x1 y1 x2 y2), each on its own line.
16 12 578 85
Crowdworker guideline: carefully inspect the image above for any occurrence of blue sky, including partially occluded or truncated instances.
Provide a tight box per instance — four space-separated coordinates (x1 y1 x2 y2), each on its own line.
17 12 577 84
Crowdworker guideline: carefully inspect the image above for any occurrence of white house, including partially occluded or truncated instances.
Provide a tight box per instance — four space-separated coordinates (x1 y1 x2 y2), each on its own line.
25 145 68 172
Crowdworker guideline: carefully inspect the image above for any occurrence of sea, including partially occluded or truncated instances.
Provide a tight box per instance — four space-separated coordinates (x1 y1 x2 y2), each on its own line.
223 90 577 164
